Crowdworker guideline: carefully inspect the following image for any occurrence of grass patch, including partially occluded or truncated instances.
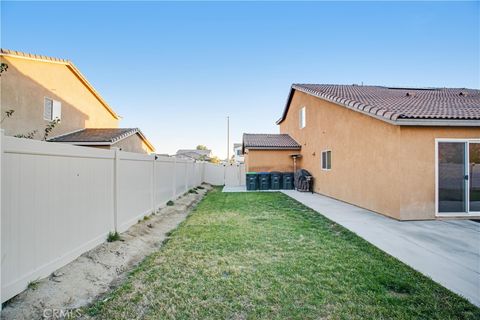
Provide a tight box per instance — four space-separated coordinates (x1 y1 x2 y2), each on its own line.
88 188 479 319
106 231 121 242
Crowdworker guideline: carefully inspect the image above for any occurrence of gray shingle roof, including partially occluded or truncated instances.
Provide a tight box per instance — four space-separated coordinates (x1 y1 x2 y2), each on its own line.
277 84 480 125
176 149 212 160
243 133 301 150
48 128 140 144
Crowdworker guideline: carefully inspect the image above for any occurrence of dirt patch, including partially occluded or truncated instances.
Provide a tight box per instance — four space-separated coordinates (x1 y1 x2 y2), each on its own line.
1 184 212 320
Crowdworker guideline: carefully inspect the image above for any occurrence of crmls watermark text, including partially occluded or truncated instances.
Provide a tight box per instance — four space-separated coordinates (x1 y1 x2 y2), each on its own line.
43 308 82 319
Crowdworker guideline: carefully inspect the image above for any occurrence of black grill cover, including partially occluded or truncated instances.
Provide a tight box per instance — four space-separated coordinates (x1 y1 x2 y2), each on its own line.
294 169 313 192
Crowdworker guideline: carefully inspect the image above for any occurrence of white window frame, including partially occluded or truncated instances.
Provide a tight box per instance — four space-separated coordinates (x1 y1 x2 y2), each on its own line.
44 97 53 121
321 150 331 171
435 138 480 217
44 97 61 121
299 106 306 129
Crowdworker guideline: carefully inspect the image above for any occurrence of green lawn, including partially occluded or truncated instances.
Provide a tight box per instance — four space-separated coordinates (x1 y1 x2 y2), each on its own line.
87 188 479 319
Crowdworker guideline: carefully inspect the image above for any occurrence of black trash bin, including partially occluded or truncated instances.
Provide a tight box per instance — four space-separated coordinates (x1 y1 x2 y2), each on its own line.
246 172 258 191
282 172 294 190
258 172 271 190
270 172 283 190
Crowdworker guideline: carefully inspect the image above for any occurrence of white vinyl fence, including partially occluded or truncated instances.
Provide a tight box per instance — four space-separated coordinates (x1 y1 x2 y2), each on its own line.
0 133 244 303
203 162 245 186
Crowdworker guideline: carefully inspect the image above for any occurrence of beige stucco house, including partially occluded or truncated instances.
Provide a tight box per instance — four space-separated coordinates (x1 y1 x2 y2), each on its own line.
245 84 480 220
0 49 154 153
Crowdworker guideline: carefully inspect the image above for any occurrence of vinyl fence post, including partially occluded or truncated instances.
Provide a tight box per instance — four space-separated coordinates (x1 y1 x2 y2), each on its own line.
152 154 156 214
172 157 177 199
0 130 3 307
113 147 120 232
185 160 189 193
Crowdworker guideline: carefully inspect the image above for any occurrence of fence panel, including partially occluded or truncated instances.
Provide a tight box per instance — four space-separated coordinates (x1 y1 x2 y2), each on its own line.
187 162 196 189
195 163 204 186
117 152 154 232
203 163 246 186
203 163 225 185
175 160 188 197
225 163 245 186
154 156 176 207
0 135 207 303
1 137 115 302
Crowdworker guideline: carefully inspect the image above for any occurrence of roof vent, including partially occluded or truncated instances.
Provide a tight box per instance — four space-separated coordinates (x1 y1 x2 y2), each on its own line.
405 92 415 97
459 91 466 96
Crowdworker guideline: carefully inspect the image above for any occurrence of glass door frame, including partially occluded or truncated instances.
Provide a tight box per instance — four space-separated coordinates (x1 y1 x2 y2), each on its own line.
435 138 480 217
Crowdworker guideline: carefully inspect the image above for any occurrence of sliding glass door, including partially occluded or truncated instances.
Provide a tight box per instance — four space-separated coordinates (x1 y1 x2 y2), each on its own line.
469 143 480 212
437 140 480 215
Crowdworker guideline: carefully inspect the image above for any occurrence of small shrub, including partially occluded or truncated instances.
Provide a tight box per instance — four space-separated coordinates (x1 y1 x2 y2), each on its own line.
188 189 198 194
167 200 174 206
107 231 121 242
197 186 204 190
28 280 40 290
143 215 150 221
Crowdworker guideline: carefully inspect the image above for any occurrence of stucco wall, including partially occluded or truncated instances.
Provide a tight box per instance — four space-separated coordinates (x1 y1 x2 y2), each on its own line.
244 149 297 172
279 90 402 219
0 55 119 139
398 126 480 220
279 90 480 220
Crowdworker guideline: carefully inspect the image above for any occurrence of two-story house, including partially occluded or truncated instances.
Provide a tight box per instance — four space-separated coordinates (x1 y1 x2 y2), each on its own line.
244 84 480 220
233 143 244 163
0 49 154 153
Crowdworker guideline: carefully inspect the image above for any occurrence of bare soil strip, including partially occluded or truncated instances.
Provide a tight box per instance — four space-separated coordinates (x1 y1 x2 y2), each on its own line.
1 184 212 320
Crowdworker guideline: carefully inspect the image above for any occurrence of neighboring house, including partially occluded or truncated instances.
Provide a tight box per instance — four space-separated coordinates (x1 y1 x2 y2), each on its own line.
176 149 212 161
243 134 300 172
248 84 480 220
0 49 154 153
233 143 244 163
48 128 154 153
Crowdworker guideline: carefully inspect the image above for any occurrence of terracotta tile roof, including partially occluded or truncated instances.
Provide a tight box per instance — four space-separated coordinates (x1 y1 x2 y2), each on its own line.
243 133 301 150
277 84 480 125
49 128 141 144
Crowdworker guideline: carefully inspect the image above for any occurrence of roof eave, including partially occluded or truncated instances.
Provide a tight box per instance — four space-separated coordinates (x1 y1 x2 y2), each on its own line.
244 146 302 150
54 141 114 146
281 85 480 127
276 86 296 125
393 119 480 126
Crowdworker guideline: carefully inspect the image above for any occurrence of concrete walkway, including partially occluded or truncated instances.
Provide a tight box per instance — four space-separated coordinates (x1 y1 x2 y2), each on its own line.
281 190 480 307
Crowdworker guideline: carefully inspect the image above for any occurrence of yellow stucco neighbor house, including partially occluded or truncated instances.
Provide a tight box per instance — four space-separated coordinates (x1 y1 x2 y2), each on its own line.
0 49 155 153
245 84 480 221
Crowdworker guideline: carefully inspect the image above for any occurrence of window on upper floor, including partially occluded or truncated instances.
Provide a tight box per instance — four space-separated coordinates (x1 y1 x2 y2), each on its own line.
322 150 331 170
44 97 61 121
299 106 306 129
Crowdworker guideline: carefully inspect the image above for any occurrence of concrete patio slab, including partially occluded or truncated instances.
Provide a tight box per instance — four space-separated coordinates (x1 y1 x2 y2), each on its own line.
281 190 480 307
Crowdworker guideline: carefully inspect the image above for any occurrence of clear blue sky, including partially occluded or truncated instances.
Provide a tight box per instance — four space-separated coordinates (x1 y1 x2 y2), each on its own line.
2 1 479 157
